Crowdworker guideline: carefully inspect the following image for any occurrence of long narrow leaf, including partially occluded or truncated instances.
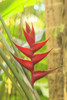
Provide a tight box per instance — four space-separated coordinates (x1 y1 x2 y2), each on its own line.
0 31 12 52
0 31 30 81
0 31 40 99
0 62 27 100
0 48 35 100
0 14 30 80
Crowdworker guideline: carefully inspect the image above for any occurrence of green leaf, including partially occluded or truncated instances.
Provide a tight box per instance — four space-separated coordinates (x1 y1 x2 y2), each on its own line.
0 0 39 19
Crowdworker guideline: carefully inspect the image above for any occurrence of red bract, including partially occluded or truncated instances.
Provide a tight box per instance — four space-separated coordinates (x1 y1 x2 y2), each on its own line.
31 67 59 85
32 39 49 53
23 28 34 47
12 41 33 58
31 24 35 42
26 22 30 33
32 49 52 64
11 53 33 72
11 23 59 86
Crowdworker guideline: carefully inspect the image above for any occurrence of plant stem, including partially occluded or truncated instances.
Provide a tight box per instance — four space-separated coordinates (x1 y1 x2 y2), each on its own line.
0 48 36 100
0 31 31 85
0 62 27 100
0 14 30 81
0 14 40 100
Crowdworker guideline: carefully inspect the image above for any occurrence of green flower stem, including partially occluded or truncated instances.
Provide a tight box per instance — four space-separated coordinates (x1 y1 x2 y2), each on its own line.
0 62 27 100
0 48 36 100
0 14 30 80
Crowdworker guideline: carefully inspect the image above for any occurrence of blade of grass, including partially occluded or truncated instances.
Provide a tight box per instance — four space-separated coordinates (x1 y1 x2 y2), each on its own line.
0 48 36 100
0 14 30 80
0 62 27 100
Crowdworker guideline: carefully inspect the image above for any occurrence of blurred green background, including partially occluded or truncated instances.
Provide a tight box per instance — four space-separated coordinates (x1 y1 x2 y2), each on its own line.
0 0 49 100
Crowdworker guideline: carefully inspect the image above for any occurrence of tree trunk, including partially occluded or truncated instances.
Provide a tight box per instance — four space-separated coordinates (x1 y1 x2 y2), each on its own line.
63 0 67 100
44 0 64 100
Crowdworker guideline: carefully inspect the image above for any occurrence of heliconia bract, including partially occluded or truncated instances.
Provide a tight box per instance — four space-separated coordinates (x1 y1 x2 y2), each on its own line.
11 23 60 86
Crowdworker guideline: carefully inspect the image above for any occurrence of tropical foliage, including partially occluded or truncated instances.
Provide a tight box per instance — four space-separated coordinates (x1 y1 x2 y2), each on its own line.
0 0 50 100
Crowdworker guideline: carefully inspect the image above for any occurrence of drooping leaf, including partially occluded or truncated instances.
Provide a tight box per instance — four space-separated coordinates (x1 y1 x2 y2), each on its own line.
0 0 39 19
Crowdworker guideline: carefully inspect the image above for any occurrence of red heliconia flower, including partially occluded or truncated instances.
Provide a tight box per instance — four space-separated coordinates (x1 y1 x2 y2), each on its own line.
11 23 60 86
